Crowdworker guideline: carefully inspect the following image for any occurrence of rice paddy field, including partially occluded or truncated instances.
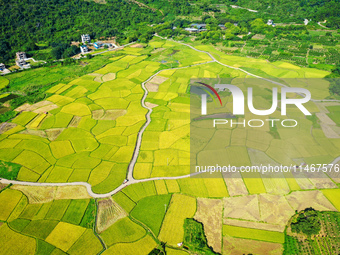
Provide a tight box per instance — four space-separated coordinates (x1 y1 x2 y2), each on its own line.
0 187 102 255
1 37 340 254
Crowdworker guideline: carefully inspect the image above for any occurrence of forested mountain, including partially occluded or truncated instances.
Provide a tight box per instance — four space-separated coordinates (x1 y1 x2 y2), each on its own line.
0 0 163 63
1 0 340 65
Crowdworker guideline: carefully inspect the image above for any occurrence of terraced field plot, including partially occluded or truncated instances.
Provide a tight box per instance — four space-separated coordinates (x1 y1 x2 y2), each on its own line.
0 187 102 255
0 52 165 192
1 38 340 254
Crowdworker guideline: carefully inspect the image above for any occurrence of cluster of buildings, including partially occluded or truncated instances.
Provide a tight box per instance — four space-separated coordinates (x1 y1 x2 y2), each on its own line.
182 18 310 34
80 34 115 54
0 51 30 75
184 23 228 33
2 33 117 75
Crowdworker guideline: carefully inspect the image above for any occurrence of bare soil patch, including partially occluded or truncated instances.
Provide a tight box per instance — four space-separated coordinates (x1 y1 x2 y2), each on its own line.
0 183 8 190
69 116 82 128
291 173 315 189
55 186 91 200
33 104 59 114
45 128 65 141
286 190 337 212
222 172 248 196
102 109 126 120
0 122 17 134
145 102 158 109
316 112 336 126
92 110 104 120
149 76 168 85
71 41 80 47
94 76 103 82
20 129 47 138
321 123 340 138
15 101 57 113
151 48 165 54
168 49 180 56
89 73 103 77
15 103 33 112
145 83 159 92
102 73 116 82
223 195 260 221
259 194 295 227
11 185 56 203
308 175 338 189
130 44 144 48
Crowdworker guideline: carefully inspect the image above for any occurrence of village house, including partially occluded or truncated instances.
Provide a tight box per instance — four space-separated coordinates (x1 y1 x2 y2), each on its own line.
267 19 276 27
184 27 198 33
191 23 207 30
218 24 226 30
16 52 27 60
0 63 5 71
81 34 91 44
16 59 29 68
94 42 103 49
80 45 89 54
184 23 209 33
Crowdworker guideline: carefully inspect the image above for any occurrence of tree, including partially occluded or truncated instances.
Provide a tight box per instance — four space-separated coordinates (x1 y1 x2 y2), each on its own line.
290 208 321 236
250 18 267 33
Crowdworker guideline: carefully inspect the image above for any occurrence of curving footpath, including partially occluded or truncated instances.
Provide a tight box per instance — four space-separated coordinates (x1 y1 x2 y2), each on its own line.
318 21 328 29
1 37 340 198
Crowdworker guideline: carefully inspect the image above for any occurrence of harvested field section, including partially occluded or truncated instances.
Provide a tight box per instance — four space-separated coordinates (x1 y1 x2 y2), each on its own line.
97 198 127 233
194 198 223 253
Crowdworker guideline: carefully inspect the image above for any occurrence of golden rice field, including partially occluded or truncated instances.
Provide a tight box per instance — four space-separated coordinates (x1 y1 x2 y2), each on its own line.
1 37 340 255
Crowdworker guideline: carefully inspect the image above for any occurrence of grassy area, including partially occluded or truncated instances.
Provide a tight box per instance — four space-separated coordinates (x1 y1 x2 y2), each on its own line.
223 225 285 243
4 56 112 92
130 194 171 236
0 161 21 180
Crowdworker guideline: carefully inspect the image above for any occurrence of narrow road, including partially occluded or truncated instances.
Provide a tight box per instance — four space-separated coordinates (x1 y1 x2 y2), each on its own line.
158 36 340 102
1 37 340 198
126 60 214 182
1 155 340 198
230 5 258 13
25 58 47 64
318 21 328 29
